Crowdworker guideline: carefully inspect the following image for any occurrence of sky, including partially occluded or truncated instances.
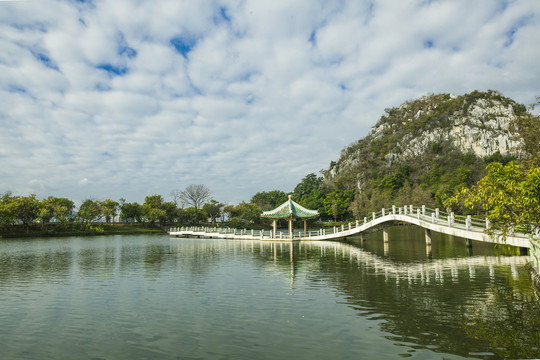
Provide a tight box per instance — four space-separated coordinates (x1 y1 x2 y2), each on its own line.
1 0 539 206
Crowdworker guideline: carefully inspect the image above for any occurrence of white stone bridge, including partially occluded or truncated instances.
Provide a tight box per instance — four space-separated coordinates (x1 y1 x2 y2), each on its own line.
169 205 532 249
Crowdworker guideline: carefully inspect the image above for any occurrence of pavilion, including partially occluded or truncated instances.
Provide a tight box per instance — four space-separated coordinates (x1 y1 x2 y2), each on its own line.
261 195 319 238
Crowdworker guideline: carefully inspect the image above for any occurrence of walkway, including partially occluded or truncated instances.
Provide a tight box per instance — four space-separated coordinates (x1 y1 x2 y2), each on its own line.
169 205 532 249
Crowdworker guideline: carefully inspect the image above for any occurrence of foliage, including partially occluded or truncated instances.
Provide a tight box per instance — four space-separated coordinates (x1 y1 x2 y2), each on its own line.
293 173 325 210
513 97 540 167
101 198 119 223
10 194 41 230
250 190 288 211
323 190 354 221
78 199 103 224
120 202 144 223
180 207 207 225
142 195 175 225
0 192 16 226
225 202 261 225
0 184 220 235
381 165 411 192
484 151 516 166
203 200 224 225
39 197 75 224
446 162 540 238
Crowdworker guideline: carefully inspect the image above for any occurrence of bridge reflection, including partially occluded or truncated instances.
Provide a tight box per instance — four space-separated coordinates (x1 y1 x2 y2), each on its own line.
169 238 529 286
170 237 538 358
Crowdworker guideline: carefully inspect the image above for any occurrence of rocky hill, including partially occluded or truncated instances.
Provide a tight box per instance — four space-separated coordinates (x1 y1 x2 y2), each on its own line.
323 90 528 211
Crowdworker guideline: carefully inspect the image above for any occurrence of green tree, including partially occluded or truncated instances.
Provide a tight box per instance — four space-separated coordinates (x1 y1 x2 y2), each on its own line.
162 201 178 223
181 207 207 225
39 197 75 224
224 202 262 228
101 198 119 223
143 195 167 225
0 192 16 227
7 194 41 230
323 190 355 221
250 190 288 210
120 202 143 223
203 200 224 225
350 191 369 219
446 162 540 238
513 96 540 167
293 173 325 210
78 199 103 223
381 165 411 192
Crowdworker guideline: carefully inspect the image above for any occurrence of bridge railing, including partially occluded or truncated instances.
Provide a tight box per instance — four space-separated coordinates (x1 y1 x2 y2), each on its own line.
170 204 530 239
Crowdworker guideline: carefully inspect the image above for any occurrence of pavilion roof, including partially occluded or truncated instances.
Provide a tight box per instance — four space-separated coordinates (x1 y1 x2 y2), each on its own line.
260 195 319 220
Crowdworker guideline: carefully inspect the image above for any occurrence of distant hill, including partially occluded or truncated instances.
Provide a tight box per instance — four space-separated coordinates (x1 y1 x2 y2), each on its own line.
322 90 528 214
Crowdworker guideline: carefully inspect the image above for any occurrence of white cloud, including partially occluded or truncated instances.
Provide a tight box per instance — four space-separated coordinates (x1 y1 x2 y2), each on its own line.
0 0 539 204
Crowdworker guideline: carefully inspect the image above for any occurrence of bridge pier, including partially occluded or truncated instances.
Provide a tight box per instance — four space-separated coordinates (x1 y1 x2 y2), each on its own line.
425 229 432 246
383 228 389 243
465 239 473 248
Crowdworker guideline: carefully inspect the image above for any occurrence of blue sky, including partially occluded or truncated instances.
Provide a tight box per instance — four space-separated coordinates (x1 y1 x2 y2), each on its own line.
1 0 539 205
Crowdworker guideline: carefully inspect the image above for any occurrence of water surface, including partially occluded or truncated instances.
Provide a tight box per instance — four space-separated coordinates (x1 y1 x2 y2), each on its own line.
0 226 539 359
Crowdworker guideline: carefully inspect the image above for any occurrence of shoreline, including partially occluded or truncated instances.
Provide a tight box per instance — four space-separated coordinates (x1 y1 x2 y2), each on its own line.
0 224 167 239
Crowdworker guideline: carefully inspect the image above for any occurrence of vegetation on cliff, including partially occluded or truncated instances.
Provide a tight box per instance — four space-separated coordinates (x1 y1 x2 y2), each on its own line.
322 90 529 217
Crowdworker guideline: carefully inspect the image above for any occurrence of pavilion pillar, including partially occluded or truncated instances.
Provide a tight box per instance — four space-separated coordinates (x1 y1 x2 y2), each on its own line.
288 217 293 239
273 220 277 239
304 220 307 236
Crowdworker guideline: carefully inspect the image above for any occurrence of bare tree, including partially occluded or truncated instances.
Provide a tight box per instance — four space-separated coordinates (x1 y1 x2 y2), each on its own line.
170 189 185 208
180 184 211 209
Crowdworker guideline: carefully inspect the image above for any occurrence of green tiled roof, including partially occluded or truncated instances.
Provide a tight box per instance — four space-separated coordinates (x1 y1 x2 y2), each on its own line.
261 196 319 220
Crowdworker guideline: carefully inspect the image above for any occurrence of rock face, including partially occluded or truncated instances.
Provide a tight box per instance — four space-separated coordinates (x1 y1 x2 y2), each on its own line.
325 90 528 192
402 98 521 159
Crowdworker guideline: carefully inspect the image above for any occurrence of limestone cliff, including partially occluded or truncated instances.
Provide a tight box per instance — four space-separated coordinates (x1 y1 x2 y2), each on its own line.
323 90 529 208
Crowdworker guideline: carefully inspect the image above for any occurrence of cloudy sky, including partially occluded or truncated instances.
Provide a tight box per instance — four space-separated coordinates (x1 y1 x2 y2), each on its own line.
1 0 539 205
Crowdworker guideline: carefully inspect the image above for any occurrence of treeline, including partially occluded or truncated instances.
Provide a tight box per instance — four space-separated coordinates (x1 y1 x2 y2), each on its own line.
0 185 221 234
0 175 348 236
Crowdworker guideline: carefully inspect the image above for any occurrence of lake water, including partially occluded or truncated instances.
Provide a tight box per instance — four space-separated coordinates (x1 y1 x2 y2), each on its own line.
1 226 539 359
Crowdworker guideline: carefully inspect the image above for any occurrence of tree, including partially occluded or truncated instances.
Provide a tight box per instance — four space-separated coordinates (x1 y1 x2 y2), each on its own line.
170 189 184 208
513 96 540 167
142 195 167 225
11 194 41 230
162 201 178 223
39 197 75 224
224 202 261 227
446 162 540 238
120 202 143 223
181 207 207 225
250 190 288 210
323 190 355 221
101 198 119 223
293 173 325 210
180 184 211 209
350 191 369 219
78 199 103 223
203 200 224 225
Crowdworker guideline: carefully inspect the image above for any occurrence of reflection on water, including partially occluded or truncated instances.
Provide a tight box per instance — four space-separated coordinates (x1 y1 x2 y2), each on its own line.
0 229 539 359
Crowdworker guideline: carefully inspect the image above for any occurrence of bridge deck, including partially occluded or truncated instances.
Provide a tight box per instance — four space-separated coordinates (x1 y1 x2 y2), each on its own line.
169 205 532 249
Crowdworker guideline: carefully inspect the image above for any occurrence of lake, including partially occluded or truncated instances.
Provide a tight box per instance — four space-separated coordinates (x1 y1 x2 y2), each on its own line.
1 225 539 359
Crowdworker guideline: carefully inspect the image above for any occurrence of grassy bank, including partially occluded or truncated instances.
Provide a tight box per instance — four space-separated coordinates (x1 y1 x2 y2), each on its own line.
0 223 166 239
